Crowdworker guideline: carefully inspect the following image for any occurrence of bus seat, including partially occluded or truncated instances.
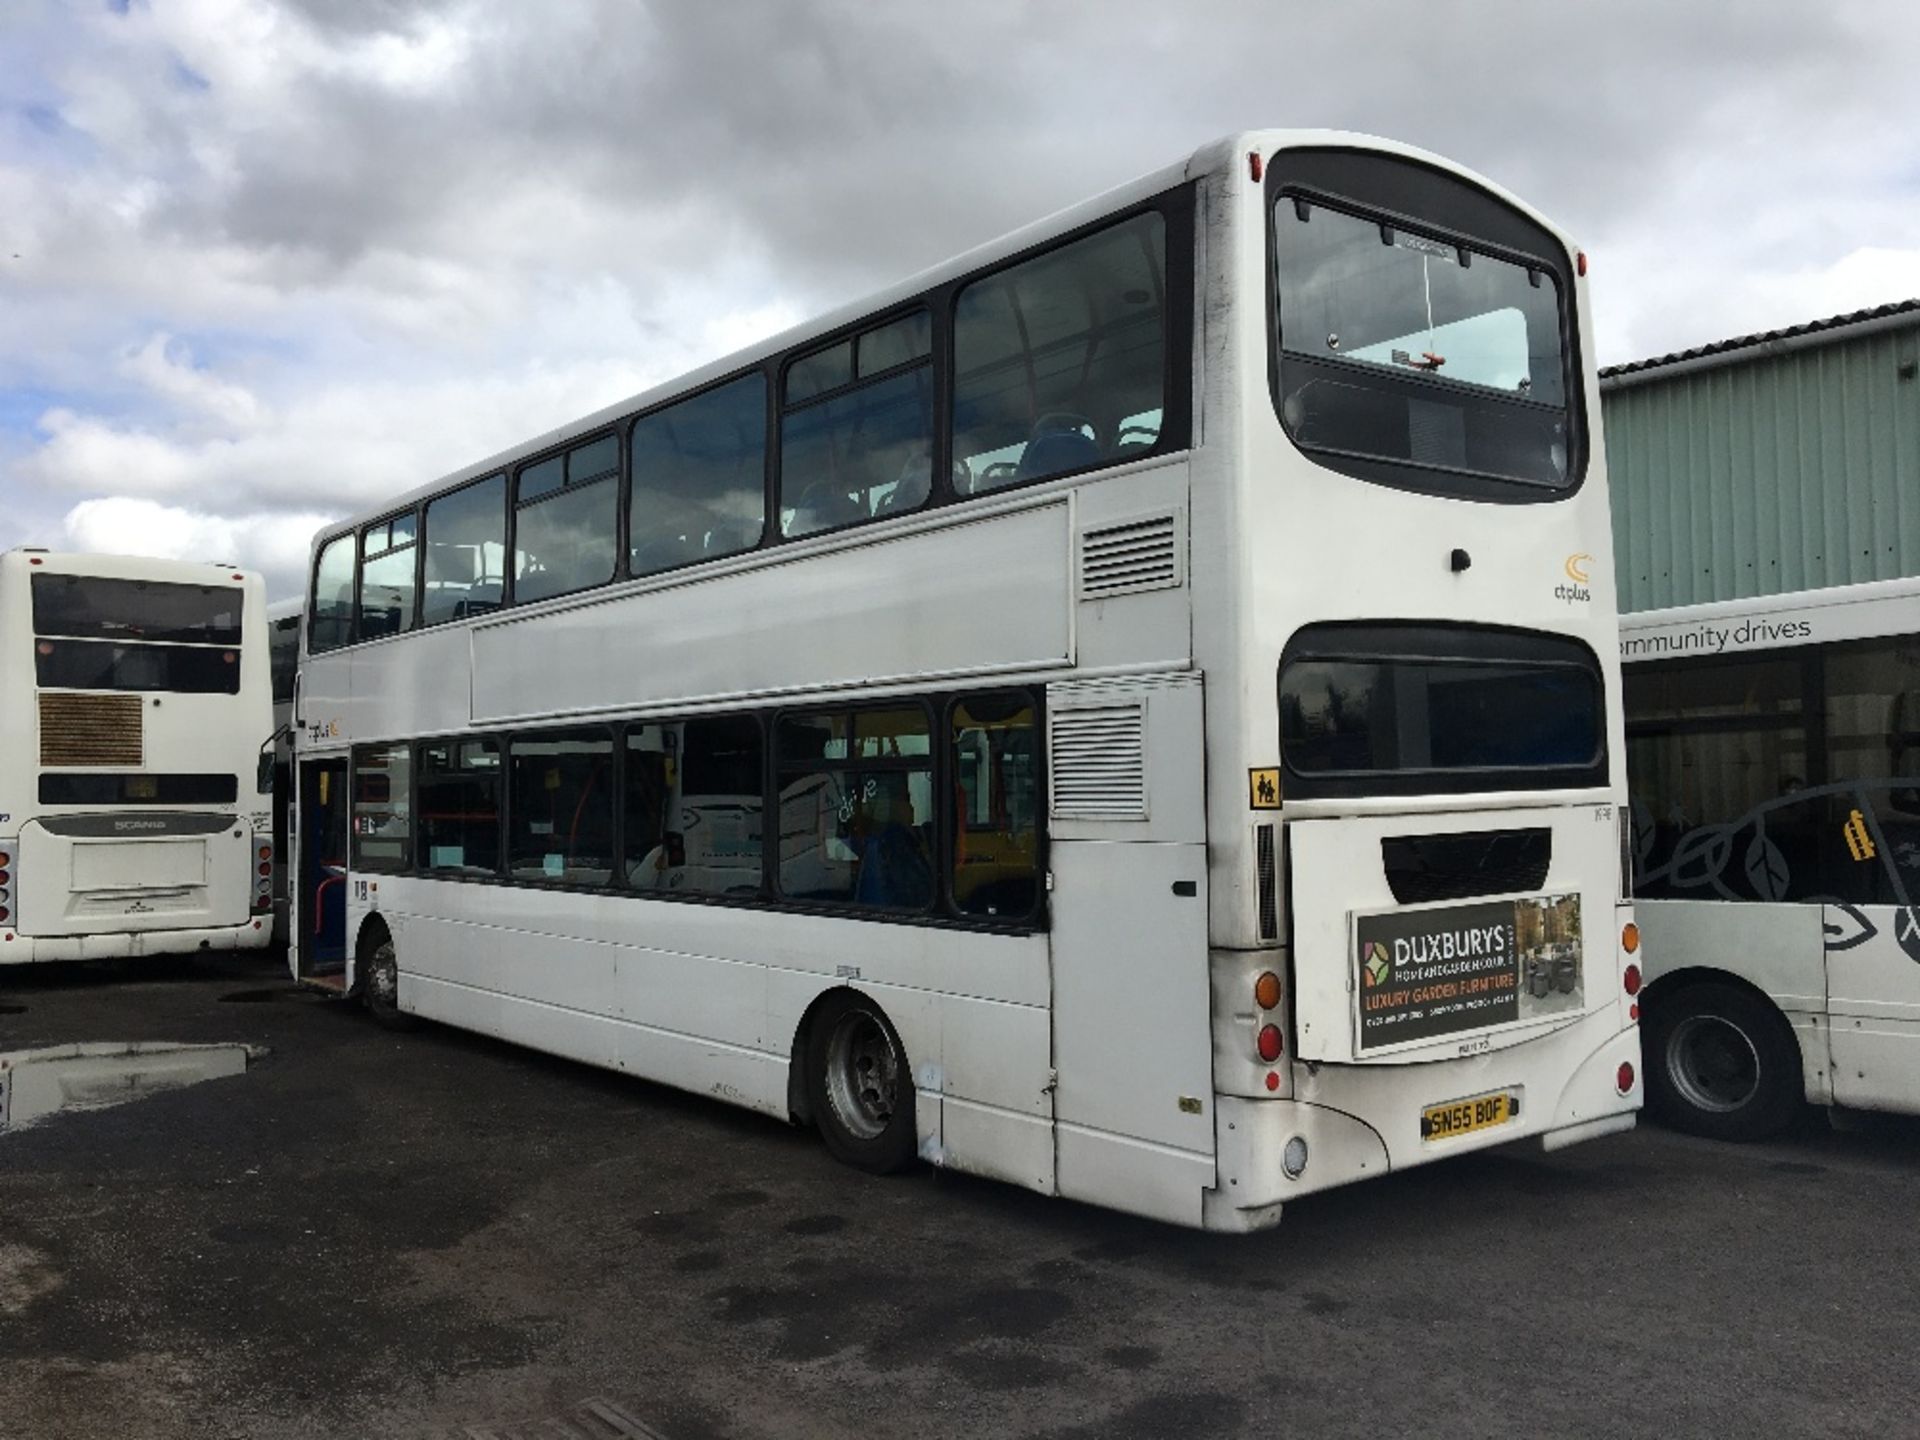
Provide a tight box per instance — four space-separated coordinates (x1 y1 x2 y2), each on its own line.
453 582 503 618
1018 424 1102 481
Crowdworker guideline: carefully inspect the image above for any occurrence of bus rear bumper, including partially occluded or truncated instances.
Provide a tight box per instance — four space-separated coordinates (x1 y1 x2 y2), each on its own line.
1 921 271 964
1203 1095 1391 1231
1203 1022 1641 1229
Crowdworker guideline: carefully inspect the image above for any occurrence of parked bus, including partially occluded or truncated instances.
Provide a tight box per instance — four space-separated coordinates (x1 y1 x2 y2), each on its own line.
1624 578 1920 1137
267 597 301 945
0 549 275 963
292 130 1640 1229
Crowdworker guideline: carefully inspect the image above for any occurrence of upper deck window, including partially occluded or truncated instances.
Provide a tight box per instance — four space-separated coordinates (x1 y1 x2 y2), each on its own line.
515 435 619 604
1268 148 1582 501
311 532 356 653
629 373 766 577
779 311 935 539
952 212 1168 494
422 474 507 626
359 511 418 639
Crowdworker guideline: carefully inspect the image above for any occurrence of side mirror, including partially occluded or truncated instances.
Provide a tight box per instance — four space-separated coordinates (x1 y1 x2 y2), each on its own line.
257 751 277 796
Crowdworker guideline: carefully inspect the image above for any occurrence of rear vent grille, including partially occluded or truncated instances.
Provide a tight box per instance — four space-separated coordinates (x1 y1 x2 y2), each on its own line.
39 693 143 767
1382 828 1551 905
1255 823 1279 941
1078 514 1181 599
1049 703 1147 820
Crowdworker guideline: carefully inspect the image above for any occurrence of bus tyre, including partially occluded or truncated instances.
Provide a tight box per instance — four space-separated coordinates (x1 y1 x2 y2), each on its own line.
807 992 917 1174
1645 982 1800 1142
361 936 418 1033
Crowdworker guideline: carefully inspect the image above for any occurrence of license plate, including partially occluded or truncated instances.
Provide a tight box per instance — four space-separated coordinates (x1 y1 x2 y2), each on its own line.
1420 1090 1519 1141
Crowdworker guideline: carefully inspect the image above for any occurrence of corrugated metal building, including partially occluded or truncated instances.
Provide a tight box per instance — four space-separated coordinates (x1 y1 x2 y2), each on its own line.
1599 300 1920 612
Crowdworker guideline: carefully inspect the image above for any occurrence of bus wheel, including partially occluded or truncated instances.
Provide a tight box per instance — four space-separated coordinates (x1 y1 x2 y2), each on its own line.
1645 982 1800 1141
361 935 418 1033
807 992 916 1174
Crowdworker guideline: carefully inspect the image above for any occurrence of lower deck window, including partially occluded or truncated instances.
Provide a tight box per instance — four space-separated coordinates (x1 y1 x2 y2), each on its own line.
509 731 613 885
352 743 412 872
627 716 764 897
777 706 935 910
1281 624 1605 797
417 739 502 874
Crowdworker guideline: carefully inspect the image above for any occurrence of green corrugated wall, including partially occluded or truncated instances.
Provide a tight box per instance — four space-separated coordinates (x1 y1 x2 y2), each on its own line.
1602 318 1920 612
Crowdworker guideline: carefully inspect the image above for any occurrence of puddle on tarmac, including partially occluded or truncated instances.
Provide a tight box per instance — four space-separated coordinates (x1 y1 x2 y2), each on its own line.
0 1041 256 1132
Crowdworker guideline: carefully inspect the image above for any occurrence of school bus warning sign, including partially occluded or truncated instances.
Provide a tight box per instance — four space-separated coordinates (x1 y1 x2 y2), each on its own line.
1355 892 1584 1051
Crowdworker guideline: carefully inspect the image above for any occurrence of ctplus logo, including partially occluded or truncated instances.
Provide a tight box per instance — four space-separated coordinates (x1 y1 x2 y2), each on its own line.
1555 552 1594 604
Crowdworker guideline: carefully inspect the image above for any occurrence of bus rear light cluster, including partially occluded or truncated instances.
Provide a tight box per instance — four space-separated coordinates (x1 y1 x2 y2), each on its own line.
0 847 13 926
253 838 274 913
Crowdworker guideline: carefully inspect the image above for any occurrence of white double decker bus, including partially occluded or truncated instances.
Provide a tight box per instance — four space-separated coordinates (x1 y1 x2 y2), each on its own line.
293 130 1639 1228
0 549 276 963
1624 578 1920 1137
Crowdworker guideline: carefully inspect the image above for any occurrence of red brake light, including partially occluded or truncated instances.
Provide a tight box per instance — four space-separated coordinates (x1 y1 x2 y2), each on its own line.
1248 150 1263 182
1617 1061 1635 1093
1256 1024 1283 1063
257 861 272 877
1623 963 1642 996
1577 251 1588 277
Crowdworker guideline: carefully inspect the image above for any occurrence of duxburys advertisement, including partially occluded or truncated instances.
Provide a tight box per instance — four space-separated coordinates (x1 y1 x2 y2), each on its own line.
1355 893 1584 1051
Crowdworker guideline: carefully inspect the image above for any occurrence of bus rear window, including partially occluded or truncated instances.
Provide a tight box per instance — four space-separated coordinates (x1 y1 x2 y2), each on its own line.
32 574 244 645
1280 624 1605 797
35 639 242 695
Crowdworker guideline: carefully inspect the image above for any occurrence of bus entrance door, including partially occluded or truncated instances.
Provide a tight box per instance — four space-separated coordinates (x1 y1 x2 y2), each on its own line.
1046 675 1215 1227
296 759 349 989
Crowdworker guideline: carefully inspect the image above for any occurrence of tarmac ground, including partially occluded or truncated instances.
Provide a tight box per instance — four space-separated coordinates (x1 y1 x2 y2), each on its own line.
3 949 1917 1439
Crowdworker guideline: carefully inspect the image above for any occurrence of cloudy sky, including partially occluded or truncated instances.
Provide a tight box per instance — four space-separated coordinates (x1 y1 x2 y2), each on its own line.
3 0 1916 600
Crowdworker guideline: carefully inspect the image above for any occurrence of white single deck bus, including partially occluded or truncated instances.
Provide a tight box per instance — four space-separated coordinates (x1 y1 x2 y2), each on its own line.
0 549 276 963
293 130 1640 1229
1624 578 1920 1137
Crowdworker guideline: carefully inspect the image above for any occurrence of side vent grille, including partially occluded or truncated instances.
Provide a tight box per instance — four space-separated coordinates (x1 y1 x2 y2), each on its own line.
1078 513 1181 600
1255 823 1278 941
1049 703 1147 821
39 693 143 767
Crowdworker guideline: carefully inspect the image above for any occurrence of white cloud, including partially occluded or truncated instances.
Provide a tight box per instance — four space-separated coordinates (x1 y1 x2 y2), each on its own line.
61 496 332 600
3 0 1918 594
